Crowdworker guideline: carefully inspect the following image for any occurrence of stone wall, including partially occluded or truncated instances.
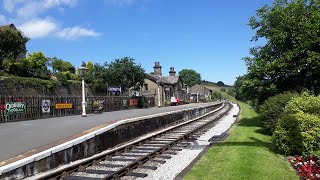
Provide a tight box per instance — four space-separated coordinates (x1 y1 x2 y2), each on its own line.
0 78 94 96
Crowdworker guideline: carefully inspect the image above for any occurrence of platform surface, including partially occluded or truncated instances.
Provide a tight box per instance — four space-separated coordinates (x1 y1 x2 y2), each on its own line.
0 102 219 164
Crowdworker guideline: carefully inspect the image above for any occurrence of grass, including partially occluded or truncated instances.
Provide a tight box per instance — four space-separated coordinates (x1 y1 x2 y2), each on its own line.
183 102 299 180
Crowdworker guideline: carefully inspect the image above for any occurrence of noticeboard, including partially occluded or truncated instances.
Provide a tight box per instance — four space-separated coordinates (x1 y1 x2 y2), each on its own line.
5 102 26 115
55 103 73 109
130 99 138 107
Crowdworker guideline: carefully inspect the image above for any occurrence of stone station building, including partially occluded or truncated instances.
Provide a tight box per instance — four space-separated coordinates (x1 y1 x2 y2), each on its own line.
140 62 186 106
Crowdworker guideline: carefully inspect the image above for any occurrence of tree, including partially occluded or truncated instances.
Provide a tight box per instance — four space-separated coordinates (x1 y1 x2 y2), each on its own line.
0 25 29 70
49 57 75 73
178 69 201 87
24 52 50 79
241 0 320 104
217 81 225 86
105 57 145 93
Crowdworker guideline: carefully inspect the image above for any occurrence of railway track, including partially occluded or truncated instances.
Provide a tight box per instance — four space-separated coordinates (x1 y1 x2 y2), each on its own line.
36 101 232 180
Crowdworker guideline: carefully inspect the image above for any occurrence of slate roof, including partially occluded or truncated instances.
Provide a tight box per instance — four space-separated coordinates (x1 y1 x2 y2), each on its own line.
144 73 173 85
163 75 180 84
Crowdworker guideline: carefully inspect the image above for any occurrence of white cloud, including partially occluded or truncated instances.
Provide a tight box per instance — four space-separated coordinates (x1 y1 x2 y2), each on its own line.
3 0 78 18
18 19 57 38
56 26 100 39
3 0 100 40
105 0 134 7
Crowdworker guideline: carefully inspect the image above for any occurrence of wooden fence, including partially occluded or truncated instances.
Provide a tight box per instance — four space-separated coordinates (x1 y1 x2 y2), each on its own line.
0 95 155 123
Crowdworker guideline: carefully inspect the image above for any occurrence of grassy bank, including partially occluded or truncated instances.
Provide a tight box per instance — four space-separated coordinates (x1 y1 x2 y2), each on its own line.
184 102 298 180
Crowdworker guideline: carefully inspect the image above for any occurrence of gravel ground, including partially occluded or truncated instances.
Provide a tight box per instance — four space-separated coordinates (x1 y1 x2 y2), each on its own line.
122 103 240 180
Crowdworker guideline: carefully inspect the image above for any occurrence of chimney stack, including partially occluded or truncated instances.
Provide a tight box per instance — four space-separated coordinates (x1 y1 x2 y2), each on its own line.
153 62 162 76
169 67 176 76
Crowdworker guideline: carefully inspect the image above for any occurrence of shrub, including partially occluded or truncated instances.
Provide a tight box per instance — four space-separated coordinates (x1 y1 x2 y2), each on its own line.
138 96 148 108
165 100 171 106
259 92 297 134
272 94 320 155
55 72 68 84
212 91 222 100
227 88 235 97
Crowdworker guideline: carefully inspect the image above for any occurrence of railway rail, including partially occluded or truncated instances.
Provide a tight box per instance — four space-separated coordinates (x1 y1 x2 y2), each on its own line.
35 101 232 180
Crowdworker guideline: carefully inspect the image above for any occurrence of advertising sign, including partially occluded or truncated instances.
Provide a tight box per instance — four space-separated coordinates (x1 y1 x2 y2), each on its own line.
55 103 73 109
42 100 50 113
5 102 26 115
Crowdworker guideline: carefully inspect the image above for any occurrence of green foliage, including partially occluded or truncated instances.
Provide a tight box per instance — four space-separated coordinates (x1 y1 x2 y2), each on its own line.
273 94 320 155
178 69 201 87
217 81 225 86
50 57 75 73
105 57 145 93
24 52 50 79
4 76 58 90
0 25 29 70
93 101 100 109
227 88 235 97
259 92 298 134
220 88 226 92
238 0 320 105
138 96 148 108
212 91 222 100
55 72 68 84
165 99 171 106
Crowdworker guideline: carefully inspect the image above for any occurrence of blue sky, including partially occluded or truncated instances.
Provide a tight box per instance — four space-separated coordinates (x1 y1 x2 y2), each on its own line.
0 0 272 85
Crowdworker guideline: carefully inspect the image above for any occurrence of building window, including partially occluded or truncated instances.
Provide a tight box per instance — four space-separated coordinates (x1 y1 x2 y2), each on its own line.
144 84 148 91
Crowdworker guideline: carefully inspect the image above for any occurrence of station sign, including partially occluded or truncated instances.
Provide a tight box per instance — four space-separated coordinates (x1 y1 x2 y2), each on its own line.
55 103 73 109
5 102 26 115
109 86 121 93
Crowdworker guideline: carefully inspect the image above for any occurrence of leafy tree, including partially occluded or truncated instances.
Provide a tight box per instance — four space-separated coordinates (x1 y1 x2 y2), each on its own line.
0 25 29 70
240 0 320 105
49 57 75 73
105 57 145 93
90 63 108 93
217 81 225 86
24 52 50 79
178 69 201 87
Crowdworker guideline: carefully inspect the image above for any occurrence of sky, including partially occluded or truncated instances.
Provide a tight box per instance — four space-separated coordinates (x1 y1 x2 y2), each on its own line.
0 0 272 85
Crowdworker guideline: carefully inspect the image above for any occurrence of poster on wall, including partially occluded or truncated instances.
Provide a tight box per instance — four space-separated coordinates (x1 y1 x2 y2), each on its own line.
5 102 26 115
42 100 50 113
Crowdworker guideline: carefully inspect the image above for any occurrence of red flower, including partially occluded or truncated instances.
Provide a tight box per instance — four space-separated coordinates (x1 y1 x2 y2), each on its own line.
288 156 320 180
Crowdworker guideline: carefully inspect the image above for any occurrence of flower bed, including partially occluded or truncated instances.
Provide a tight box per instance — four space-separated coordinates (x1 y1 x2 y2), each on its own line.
288 156 320 179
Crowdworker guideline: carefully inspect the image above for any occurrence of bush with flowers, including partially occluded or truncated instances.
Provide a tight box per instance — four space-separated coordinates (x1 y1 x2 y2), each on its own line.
288 155 320 179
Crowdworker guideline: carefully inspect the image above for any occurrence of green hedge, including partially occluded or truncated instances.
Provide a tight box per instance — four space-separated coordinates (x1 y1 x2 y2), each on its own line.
272 94 320 155
259 92 297 134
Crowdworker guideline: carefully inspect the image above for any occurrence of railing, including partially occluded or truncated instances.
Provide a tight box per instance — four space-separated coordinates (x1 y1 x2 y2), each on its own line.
0 95 155 123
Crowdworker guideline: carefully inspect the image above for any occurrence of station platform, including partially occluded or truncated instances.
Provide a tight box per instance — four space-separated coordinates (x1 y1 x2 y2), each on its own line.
0 102 218 167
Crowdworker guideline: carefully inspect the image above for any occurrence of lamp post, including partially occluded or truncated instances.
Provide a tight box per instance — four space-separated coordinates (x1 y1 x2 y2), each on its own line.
78 62 88 117
196 88 199 103
156 79 161 108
